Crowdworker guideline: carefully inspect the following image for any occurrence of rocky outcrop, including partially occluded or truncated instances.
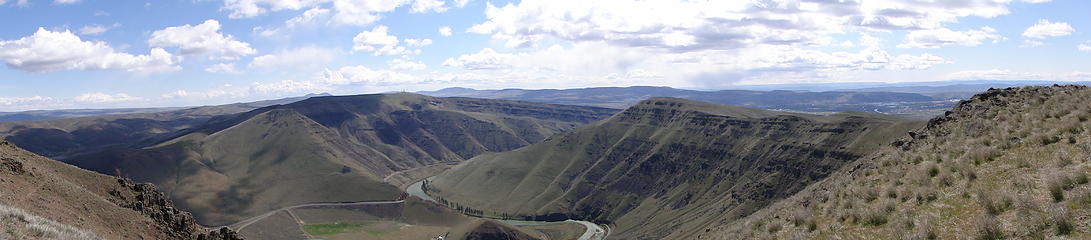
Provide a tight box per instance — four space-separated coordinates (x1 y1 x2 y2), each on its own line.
109 178 243 240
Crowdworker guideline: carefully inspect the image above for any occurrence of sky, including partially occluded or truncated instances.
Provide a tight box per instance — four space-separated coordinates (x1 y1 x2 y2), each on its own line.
0 0 1089 111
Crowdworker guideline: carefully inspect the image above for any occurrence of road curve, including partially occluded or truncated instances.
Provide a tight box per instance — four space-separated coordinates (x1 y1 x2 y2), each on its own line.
407 179 610 240
226 200 405 231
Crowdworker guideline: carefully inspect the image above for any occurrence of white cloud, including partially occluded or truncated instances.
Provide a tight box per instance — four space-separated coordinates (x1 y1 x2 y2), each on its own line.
411 0 446 13
53 0 79 4
250 79 331 95
452 0 468 7
438 26 452 37
73 93 144 103
330 0 412 26
0 28 178 73
249 46 338 69
0 96 55 107
77 24 116 35
221 0 326 18
388 58 426 71
442 48 516 70
1022 40 1044 48
322 65 419 85
352 25 406 56
205 63 241 74
468 0 1031 50
1080 42 1091 52
1023 19 1075 39
148 19 257 60
898 27 1002 48
222 0 412 26
404 38 432 47
946 69 1091 81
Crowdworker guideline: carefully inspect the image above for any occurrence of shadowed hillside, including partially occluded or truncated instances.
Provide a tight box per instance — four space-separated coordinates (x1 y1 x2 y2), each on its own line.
0 141 239 240
66 93 617 226
427 97 920 239
702 85 1091 239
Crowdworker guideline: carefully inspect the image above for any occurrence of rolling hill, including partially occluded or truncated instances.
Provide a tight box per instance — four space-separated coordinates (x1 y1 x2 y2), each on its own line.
0 140 239 240
425 97 921 239
65 93 617 226
0 94 325 159
701 85 1091 239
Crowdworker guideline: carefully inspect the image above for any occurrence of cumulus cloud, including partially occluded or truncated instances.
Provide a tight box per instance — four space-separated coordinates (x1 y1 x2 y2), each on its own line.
73 93 144 103
249 46 338 69
0 28 179 73
438 26 452 37
468 0 1031 50
898 27 1002 48
205 63 241 74
148 19 257 60
221 0 326 18
329 0 411 26
1023 19 1075 39
1080 42 1091 51
352 25 410 56
410 0 445 13
388 58 426 71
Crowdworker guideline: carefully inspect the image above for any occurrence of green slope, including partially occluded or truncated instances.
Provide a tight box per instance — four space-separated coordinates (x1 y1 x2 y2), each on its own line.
427 97 920 239
703 85 1091 239
67 93 617 226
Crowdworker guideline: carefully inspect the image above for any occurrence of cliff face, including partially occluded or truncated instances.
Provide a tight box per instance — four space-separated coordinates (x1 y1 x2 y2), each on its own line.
704 85 1091 239
0 141 240 240
66 93 617 226
428 98 920 239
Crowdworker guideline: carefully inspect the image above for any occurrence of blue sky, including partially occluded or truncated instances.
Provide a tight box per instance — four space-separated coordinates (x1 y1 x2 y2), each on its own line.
0 0 1088 111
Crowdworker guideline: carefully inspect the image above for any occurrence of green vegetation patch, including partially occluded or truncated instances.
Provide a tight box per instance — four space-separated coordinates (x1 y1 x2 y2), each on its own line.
302 222 374 236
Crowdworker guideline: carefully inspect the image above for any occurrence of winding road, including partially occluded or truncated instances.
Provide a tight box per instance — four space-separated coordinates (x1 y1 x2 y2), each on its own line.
224 178 609 240
227 200 405 231
407 179 609 240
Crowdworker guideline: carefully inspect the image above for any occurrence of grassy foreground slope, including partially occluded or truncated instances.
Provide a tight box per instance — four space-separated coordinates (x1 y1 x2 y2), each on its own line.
0 141 239 239
68 93 616 226
702 85 1091 239
427 97 920 239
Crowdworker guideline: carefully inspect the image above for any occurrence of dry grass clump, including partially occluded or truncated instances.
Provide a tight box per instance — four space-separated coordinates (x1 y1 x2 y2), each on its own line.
976 188 1012 215
1047 204 1073 235
0 204 99 240
974 213 1004 240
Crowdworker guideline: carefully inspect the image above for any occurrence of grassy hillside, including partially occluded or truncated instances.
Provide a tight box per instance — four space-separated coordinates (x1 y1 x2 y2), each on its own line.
702 85 1091 239
0 141 239 239
427 97 920 239
67 93 617 226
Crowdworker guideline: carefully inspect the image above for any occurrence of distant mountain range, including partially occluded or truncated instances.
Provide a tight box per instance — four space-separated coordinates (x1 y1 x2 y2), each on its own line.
420 86 955 119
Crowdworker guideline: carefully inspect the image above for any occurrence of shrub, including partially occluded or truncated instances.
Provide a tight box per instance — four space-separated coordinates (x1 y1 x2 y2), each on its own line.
975 214 1004 240
977 188 1012 215
1048 205 1073 235
1048 176 1066 202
